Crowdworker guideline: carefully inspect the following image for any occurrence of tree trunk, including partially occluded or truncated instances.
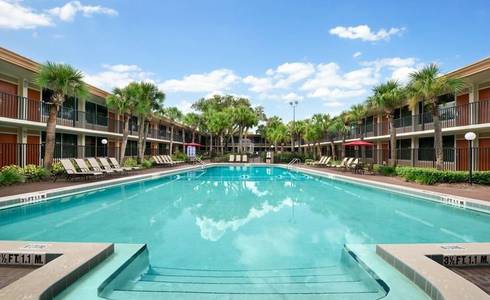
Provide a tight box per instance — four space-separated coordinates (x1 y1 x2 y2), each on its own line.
169 126 174 155
220 134 224 155
44 104 59 169
389 115 397 167
316 142 321 159
192 130 196 143
330 141 336 160
137 116 146 163
231 135 235 153
341 137 346 159
432 104 444 170
120 115 129 163
209 134 213 156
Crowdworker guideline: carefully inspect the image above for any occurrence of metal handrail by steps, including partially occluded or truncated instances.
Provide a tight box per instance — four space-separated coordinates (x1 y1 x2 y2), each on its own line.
287 158 301 169
195 157 205 169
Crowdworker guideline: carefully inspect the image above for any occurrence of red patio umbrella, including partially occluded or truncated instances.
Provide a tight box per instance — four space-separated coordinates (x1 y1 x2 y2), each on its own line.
343 141 374 147
184 142 202 147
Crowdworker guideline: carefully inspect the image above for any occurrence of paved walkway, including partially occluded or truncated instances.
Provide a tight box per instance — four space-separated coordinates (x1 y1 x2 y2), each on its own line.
0 165 186 197
304 166 490 202
451 267 490 295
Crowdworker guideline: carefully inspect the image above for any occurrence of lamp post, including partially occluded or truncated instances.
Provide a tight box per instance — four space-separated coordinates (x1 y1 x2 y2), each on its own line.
101 138 108 157
464 132 476 185
289 101 298 152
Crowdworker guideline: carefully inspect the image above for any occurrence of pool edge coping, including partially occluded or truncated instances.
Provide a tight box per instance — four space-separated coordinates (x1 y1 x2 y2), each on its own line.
291 165 490 215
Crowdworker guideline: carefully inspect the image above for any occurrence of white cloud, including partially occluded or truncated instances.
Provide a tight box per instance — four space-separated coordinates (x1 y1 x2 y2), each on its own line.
353 51 362 58
0 0 53 29
361 57 420 83
242 75 273 93
282 92 303 102
48 1 117 22
270 62 315 88
84 64 155 91
177 100 193 114
160 69 239 93
329 25 404 42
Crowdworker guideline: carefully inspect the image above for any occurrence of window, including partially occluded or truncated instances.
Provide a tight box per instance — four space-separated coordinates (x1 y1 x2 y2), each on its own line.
418 136 454 162
85 102 108 126
41 132 78 159
397 139 412 160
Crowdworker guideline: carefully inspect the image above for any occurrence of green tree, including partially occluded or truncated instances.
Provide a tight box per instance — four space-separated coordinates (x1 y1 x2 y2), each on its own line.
34 62 88 168
369 80 406 167
207 110 232 155
162 107 183 155
407 64 464 170
106 84 138 162
134 82 165 162
183 112 202 143
348 104 367 140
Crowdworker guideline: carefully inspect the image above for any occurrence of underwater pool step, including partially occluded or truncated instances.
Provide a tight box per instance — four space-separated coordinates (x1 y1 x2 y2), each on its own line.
108 289 384 300
118 280 375 294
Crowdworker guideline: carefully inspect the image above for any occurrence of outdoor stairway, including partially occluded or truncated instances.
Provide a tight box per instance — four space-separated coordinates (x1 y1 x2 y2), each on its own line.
107 265 386 299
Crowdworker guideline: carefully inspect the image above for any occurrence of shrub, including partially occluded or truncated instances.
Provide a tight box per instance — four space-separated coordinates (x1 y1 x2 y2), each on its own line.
172 151 187 162
141 159 153 168
123 157 138 168
395 166 484 185
271 152 313 163
0 165 25 185
51 162 65 176
23 164 47 181
373 164 397 176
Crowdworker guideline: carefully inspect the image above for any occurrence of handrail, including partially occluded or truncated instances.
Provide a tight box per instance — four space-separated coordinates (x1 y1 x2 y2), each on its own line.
287 158 301 169
194 157 205 169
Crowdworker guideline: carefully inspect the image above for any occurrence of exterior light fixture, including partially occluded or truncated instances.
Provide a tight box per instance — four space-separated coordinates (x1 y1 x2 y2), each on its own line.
464 132 476 185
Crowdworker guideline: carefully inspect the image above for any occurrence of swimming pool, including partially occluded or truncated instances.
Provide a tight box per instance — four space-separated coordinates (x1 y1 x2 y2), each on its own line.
1 166 489 299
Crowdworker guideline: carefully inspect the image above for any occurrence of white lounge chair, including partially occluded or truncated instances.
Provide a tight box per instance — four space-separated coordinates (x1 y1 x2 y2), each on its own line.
309 156 327 166
59 159 102 180
332 157 349 168
229 154 235 163
165 155 184 164
86 157 114 174
109 157 137 171
99 157 125 172
317 156 332 167
241 155 248 163
153 156 172 167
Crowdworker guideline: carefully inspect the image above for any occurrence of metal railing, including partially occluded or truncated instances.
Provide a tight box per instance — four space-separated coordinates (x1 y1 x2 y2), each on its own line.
0 91 189 143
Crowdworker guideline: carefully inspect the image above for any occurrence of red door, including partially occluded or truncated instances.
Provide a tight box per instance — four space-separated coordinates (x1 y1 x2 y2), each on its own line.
478 138 490 171
478 88 490 124
26 135 40 165
0 134 17 167
456 139 468 171
456 94 469 126
27 89 41 122
0 80 18 119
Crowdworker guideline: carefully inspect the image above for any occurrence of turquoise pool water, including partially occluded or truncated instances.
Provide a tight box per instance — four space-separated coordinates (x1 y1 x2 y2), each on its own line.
1 166 489 299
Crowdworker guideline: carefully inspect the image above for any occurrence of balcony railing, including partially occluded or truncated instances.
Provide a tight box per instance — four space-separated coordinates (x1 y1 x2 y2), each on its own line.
323 99 490 142
0 92 185 143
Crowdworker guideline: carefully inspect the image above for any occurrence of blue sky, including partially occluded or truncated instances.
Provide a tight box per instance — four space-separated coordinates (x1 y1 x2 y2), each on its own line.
1 0 489 121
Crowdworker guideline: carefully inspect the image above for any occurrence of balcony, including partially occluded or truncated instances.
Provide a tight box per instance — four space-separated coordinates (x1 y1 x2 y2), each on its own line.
327 99 490 142
0 92 184 143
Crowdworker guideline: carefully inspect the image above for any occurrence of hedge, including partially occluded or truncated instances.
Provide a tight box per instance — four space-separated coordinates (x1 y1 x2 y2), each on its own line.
394 166 490 185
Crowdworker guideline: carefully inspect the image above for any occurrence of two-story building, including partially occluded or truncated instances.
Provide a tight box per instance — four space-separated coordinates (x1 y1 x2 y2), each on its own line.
0 47 206 167
315 56 490 171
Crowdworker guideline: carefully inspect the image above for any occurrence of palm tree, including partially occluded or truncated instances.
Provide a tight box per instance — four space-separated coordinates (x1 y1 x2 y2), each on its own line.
34 62 88 168
369 80 406 167
106 84 137 163
311 113 330 157
183 112 202 143
207 110 232 155
134 82 165 162
407 64 465 170
163 107 183 155
233 105 258 153
348 104 367 140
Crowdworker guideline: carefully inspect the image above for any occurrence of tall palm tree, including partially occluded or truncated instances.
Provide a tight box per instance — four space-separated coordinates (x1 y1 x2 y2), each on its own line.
370 80 406 167
134 82 165 162
34 62 88 168
207 110 232 155
407 64 464 170
348 104 367 140
163 107 183 155
106 84 137 163
311 113 330 157
233 105 258 153
183 112 202 143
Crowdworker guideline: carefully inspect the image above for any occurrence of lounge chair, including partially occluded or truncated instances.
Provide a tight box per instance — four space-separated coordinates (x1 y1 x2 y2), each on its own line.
229 154 235 163
99 157 125 172
109 157 138 171
333 157 349 168
153 156 171 167
86 157 114 174
165 155 184 164
159 155 177 166
241 155 248 163
317 156 332 167
337 157 354 171
309 156 327 166
74 158 107 176
347 158 359 170
59 159 102 180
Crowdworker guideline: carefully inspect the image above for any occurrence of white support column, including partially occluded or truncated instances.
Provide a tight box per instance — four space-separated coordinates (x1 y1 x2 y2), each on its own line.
469 83 478 124
18 127 28 166
19 78 29 119
78 134 85 158
411 137 418 167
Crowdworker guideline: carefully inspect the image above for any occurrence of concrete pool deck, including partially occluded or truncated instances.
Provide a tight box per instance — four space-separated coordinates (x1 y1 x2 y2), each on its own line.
0 241 113 300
